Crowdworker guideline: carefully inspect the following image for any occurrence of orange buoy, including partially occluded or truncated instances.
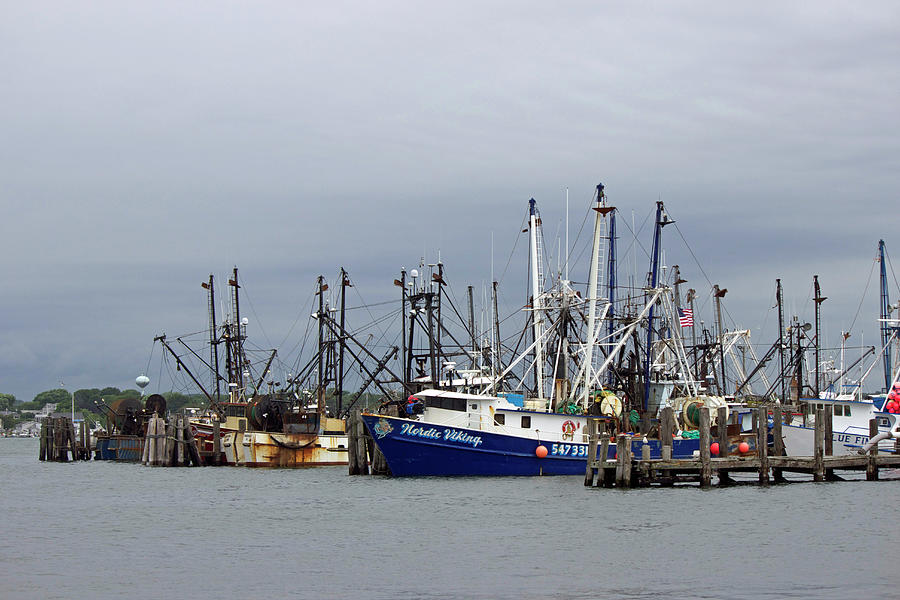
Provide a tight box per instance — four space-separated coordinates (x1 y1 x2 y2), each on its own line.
710 442 719 456
535 445 548 458
738 442 750 453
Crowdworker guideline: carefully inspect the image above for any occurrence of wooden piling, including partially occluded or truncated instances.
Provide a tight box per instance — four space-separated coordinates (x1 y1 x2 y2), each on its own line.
39 420 47 461
716 406 728 458
165 418 176 466
355 411 369 476
699 407 711 488
598 432 611 487
54 418 68 462
82 419 90 460
757 408 769 485
824 407 839 480
211 420 221 466
583 418 598 486
347 411 360 475
622 436 633 487
144 417 155 466
813 408 825 482
716 405 732 485
615 434 626 486
661 407 673 461
67 419 77 461
773 403 785 482
47 419 55 461
176 415 185 466
866 418 879 481
372 443 390 475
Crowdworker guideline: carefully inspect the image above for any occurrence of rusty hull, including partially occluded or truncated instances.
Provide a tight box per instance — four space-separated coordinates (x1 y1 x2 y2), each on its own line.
221 431 349 467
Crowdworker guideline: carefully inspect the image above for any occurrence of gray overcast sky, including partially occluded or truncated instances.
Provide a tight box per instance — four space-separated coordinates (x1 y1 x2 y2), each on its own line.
2 1 898 401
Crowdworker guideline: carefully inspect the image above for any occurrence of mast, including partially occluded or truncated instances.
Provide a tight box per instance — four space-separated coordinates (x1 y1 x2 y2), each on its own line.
813 275 826 397
406 270 418 388
552 296 570 411
397 269 408 388
528 198 546 399
582 183 613 406
202 274 221 403
777 279 786 402
643 201 671 410
492 280 501 383
687 288 698 380
672 266 688 381
713 285 728 395
425 289 438 388
467 285 477 370
317 275 326 415
433 262 445 376
337 268 350 415
879 240 892 392
228 267 244 390
606 207 617 387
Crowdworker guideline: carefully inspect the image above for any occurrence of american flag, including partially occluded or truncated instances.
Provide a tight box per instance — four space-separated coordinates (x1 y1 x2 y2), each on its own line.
678 308 694 327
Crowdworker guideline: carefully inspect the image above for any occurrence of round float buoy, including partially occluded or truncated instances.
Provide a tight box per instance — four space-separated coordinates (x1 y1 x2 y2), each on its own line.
710 442 720 456
535 445 548 458
738 442 750 453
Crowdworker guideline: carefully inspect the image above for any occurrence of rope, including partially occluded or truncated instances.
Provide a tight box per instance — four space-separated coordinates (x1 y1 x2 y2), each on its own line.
847 255 877 334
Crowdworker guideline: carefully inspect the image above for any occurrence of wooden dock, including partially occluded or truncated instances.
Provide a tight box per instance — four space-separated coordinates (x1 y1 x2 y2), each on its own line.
347 410 390 476
39 417 92 462
584 405 900 488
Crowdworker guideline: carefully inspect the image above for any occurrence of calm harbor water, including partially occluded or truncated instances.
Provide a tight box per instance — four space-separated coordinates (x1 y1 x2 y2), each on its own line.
2 437 897 600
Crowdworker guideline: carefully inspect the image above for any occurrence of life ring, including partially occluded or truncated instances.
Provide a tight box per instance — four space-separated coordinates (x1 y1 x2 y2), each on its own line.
561 420 576 440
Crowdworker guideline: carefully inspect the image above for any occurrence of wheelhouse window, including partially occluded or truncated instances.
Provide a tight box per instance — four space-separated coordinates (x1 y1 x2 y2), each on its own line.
844 405 851 417
424 396 467 412
494 413 505 426
834 405 842 416
521 415 531 428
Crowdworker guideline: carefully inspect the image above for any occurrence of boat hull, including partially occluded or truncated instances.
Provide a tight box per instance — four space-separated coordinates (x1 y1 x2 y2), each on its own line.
782 423 896 456
362 414 700 477
221 431 349 467
95 435 143 461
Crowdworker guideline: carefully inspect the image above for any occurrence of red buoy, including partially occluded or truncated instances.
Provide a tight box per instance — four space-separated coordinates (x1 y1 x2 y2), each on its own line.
710 442 720 456
535 445 548 458
738 442 750 453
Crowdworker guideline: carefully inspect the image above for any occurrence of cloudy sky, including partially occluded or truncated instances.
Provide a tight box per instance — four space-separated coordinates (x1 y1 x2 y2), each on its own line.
2 1 898 401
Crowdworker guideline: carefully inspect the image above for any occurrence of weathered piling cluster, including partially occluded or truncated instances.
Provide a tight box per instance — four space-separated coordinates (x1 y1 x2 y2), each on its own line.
141 414 202 466
347 410 389 475
584 406 900 488
39 417 91 462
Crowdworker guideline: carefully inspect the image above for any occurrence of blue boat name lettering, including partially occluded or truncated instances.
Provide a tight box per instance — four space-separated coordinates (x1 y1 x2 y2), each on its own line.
443 429 483 448
835 433 868 445
399 423 443 440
